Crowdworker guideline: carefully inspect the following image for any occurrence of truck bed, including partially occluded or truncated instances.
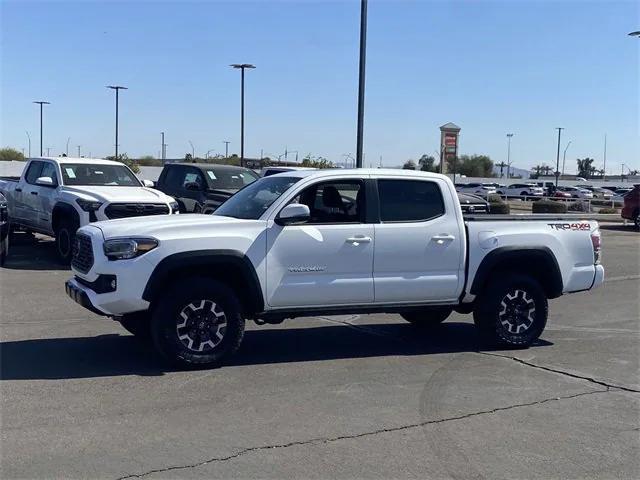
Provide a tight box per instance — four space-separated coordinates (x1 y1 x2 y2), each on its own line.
464 213 617 221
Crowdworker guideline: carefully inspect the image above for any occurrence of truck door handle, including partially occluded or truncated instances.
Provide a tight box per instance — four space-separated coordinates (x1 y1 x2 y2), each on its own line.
30 191 38 196
346 236 371 245
15 188 22 192
432 234 455 244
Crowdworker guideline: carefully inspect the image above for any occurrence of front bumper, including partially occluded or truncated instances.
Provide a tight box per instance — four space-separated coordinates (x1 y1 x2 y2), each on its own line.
65 280 107 316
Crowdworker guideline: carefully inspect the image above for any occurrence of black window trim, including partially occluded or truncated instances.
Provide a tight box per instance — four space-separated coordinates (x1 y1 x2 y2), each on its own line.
375 178 446 224
279 178 370 226
24 161 44 185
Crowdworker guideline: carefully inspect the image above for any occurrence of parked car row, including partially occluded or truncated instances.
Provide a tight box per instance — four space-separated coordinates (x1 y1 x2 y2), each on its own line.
455 181 632 201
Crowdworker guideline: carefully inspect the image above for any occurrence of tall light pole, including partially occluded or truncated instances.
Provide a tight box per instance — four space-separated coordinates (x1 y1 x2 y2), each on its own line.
603 134 607 180
355 0 368 168
223 141 230 158
77 145 81 157
161 132 166 160
555 127 564 187
505 133 514 179
188 140 195 159
562 140 572 175
25 131 31 158
230 64 255 167
66 137 71 156
106 85 127 158
33 101 50 156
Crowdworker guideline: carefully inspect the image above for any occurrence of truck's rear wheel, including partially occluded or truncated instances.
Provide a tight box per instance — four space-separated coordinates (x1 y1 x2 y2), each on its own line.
151 277 245 368
55 217 78 264
401 307 452 327
473 274 548 346
118 312 152 340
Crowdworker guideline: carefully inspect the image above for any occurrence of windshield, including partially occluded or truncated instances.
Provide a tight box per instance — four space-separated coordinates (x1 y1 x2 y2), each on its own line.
213 176 300 220
60 163 141 186
204 168 259 191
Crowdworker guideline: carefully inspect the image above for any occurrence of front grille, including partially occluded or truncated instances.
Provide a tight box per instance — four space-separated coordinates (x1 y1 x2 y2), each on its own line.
104 203 169 219
72 233 94 274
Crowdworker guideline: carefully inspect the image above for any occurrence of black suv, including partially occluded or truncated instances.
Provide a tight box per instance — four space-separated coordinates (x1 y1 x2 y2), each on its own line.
155 163 260 213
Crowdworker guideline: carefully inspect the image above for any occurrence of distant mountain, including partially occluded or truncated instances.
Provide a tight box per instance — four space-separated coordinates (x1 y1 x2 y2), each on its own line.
493 165 530 179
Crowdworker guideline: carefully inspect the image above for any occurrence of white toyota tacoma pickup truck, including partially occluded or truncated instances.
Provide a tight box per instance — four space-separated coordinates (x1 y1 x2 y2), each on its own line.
0 157 177 261
65 169 604 367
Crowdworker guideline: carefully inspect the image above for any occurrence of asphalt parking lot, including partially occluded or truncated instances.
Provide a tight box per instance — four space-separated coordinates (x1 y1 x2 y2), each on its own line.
1 225 638 479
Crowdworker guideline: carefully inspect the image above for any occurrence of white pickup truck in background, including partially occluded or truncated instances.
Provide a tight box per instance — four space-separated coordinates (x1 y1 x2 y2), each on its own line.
0 157 178 262
65 169 605 368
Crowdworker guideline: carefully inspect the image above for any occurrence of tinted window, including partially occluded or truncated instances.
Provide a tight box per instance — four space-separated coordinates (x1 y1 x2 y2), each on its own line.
40 162 58 185
25 161 44 184
61 163 140 186
291 181 364 224
205 168 259 190
378 179 444 222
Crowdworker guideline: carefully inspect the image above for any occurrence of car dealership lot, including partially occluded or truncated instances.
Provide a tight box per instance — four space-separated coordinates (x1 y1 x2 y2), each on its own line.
1 226 638 479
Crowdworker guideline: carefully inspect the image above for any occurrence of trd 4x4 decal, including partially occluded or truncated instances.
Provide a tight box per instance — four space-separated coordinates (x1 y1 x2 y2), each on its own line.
548 223 591 231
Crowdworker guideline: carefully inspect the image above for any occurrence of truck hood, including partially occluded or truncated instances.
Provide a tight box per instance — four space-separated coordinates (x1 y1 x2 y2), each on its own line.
91 213 265 240
63 186 172 203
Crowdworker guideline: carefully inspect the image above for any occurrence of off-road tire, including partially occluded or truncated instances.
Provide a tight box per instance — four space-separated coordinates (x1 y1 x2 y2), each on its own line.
118 312 152 340
55 217 79 264
473 273 548 347
151 277 245 368
401 307 453 328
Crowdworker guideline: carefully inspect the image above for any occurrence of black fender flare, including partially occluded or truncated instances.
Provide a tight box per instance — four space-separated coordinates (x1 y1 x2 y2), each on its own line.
52 202 80 232
142 250 264 314
470 246 563 299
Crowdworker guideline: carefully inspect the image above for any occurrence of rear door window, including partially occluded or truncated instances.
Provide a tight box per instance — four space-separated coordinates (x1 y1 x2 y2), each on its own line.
378 179 445 222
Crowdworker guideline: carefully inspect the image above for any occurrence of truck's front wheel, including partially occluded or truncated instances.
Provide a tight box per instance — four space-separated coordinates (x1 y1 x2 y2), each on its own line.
473 274 548 346
118 312 152 340
55 217 78 264
151 277 245 368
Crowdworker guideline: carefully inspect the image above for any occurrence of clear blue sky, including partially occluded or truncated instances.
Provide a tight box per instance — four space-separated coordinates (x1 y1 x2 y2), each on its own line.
1 0 638 172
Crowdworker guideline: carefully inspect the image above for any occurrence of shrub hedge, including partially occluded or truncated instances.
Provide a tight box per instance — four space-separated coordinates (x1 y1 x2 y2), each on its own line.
532 200 568 213
489 202 510 214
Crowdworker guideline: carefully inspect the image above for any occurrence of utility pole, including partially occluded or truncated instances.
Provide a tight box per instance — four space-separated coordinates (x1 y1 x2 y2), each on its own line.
106 85 127 158
555 128 564 187
230 64 256 167
188 140 195 159
355 0 368 168
161 132 166 160
25 131 31 158
562 141 572 176
77 145 81 157
66 137 71 156
33 101 50 156
46 147 51 156
603 134 607 180
505 133 514 178
223 141 230 158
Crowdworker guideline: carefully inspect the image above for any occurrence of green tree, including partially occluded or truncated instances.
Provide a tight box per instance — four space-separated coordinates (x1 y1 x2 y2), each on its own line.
418 154 438 172
451 154 495 177
300 154 334 169
0 147 25 161
105 153 140 173
402 160 416 170
576 158 595 178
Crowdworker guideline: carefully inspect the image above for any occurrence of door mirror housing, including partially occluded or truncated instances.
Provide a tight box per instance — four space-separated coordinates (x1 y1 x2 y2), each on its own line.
185 181 202 191
142 179 155 188
35 176 55 187
275 203 310 226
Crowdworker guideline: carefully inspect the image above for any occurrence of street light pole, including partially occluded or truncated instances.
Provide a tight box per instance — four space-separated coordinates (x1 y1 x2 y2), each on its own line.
505 133 514 179
188 141 195 159
161 132 165 160
106 85 127 158
33 101 50 156
603 134 607 181
230 64 256 167
25 131 31 158
355 0 368 168
223 141 230 158
562 140 572 176
66 137 71 156
77 145 81 157
555 127 564 187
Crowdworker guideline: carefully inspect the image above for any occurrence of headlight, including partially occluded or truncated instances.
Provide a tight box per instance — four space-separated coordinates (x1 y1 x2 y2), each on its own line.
76 199 103 212
103 238 158 260
169 201 180 214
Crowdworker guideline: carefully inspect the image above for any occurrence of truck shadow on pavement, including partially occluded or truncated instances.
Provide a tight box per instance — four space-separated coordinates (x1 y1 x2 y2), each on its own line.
2 232 69 271
0 322 552 381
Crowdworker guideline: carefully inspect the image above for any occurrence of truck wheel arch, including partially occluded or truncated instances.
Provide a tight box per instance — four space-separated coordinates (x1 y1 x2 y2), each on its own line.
52 202 80 233
470 247 563 299
142 250 264 316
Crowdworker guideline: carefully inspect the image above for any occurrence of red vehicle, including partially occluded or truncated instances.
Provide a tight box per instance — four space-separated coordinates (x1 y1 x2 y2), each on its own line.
552 190 572 198
621 184 640 230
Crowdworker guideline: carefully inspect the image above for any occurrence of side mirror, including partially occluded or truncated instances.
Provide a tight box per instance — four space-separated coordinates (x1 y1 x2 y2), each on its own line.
35 176 55 187
185 182 202 191
142 179 155 188
275 203 310 226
